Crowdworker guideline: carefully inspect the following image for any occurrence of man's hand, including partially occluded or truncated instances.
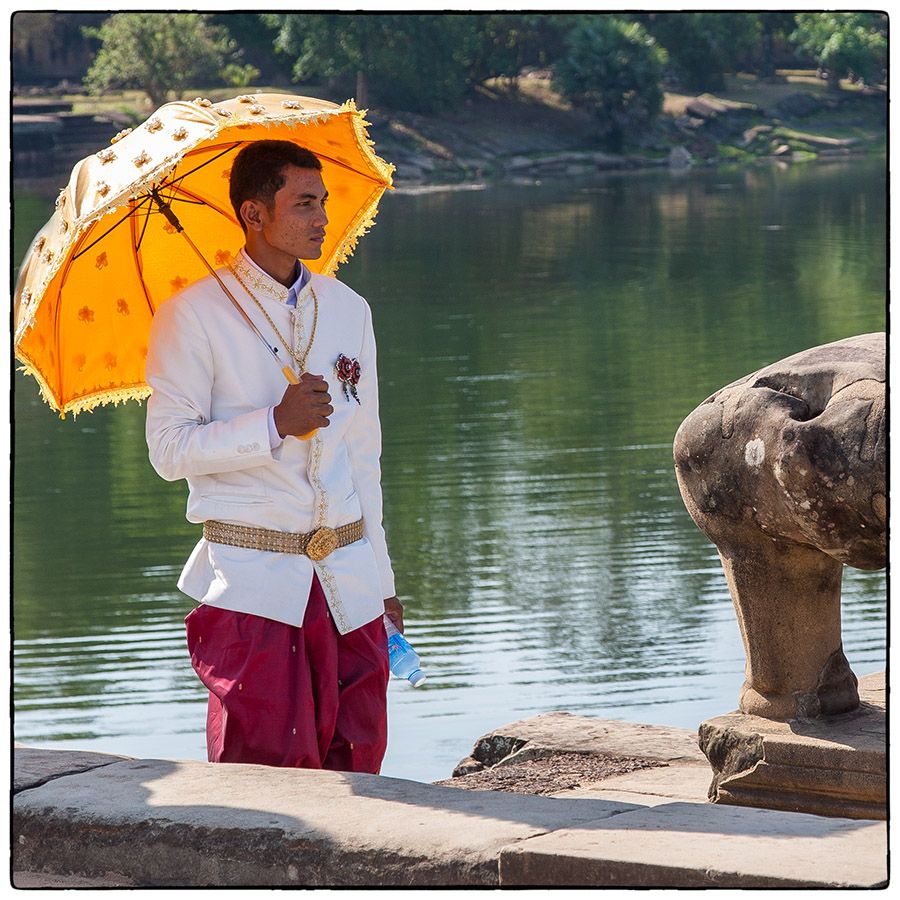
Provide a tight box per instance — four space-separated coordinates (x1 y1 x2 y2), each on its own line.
273 373 333 438
384 596 404 633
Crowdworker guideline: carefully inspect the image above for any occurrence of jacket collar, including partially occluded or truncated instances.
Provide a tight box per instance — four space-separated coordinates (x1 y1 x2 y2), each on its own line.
232 249 308 304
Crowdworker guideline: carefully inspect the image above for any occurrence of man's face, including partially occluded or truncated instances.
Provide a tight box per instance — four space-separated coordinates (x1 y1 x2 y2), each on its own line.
255 165 329 261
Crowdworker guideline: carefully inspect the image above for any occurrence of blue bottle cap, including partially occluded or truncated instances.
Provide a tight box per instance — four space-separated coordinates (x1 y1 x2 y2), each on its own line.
408 669 427 687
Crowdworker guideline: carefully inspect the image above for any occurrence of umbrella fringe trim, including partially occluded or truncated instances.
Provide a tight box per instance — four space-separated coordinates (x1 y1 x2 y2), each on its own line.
343 100 397 185
327 101 394 273
64 385 152 418
16 361 62 416
330 185 386 273
17 361 150 418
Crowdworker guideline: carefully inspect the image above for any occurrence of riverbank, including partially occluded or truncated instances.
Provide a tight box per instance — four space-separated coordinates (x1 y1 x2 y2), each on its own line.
369 71 885 186
12 71 886 185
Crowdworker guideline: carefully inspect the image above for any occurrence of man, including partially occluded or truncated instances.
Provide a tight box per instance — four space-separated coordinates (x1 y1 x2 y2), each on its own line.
145 140 402 773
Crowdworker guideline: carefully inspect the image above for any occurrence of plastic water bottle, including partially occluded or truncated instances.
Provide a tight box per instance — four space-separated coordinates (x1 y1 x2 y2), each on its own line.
384 616 427 687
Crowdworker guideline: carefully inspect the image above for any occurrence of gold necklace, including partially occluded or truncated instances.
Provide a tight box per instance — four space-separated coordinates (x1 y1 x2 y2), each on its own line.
229 264 319 373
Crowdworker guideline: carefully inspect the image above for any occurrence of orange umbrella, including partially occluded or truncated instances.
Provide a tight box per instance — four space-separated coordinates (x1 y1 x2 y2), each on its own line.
14 93 394 417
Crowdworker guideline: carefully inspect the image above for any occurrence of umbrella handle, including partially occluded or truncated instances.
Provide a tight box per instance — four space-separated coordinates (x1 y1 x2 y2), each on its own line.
282 366 318 441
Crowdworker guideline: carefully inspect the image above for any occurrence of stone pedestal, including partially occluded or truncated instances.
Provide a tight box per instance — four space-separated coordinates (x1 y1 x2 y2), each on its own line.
698 671 885 820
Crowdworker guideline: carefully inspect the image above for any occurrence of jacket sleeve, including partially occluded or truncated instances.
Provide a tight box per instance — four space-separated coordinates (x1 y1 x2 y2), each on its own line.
345 300 396 599
145 295 274 482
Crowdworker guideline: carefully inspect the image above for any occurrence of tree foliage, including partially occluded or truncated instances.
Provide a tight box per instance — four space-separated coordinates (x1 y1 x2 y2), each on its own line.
83 12 237 107
18 10 892 122
756 13 797 79
552 16 667 150
464 13 569 84
265 13 481 113
635 12 759 92
211 13 290 83
791 12 887 88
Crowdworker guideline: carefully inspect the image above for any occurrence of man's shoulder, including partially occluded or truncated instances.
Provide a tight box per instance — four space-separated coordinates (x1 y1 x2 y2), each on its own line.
149 273 229 345
169 271 226 307
310 272 369 308
156 272 227 322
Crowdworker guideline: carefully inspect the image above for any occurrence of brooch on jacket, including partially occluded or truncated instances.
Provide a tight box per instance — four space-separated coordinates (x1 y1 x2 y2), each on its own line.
335 353 362 404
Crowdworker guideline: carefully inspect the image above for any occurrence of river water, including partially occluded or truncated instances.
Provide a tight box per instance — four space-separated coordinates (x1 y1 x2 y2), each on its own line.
13 159 887 783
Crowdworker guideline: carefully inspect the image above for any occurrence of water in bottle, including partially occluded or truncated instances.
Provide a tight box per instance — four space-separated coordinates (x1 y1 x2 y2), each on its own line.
384 616 427 687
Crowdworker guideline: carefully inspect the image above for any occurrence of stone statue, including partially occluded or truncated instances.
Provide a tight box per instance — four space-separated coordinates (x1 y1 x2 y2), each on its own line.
674 333 885 720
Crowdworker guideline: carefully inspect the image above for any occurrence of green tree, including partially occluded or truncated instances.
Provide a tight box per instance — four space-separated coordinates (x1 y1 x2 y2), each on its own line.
791 12 887 89
265 13 480 113
221 63 261 89
83 12 237 107
757 12 797 79
636 12 759 92
211 13 292 84
552 16 667 151
464 13 570 86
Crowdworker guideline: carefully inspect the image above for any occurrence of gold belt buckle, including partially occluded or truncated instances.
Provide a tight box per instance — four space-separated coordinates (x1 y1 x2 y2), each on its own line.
306 526 339 561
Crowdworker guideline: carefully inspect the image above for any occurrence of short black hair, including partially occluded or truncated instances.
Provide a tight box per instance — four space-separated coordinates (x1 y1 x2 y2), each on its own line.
229 140 322 231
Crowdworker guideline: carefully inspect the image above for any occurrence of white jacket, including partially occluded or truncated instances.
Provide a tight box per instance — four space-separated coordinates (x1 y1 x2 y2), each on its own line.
145 263 395 633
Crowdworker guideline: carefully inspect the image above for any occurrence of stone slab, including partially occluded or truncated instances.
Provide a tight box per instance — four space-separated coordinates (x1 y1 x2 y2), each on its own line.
552 763 712 803
499 800 887 887
456 711 708 774
12 752 638 887
699 671 886 819
13 745 133 793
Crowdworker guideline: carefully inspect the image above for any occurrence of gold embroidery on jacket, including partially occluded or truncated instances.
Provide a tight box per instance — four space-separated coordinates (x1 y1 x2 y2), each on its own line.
230 252 290 303
316 564 349 632
307 434 329 528
291 306 306 377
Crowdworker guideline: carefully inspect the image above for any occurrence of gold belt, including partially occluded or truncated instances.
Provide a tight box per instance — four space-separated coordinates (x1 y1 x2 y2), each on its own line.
203 518 364 561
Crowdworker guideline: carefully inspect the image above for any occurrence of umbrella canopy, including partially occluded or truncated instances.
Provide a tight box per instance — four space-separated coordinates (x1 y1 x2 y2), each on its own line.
14 93 394 416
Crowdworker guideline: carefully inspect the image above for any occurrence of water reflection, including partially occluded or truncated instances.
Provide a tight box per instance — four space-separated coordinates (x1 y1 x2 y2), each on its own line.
14 159 886 782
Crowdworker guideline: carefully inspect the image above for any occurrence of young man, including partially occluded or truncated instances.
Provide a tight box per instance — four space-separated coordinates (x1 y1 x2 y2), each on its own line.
145 140 402 773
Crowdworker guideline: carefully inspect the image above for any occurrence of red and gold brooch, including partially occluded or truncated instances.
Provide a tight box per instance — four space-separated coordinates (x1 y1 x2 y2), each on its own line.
335 353 362 404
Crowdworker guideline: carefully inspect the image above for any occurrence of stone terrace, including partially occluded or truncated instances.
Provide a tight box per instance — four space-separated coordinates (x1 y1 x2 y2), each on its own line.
13 675 887 889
